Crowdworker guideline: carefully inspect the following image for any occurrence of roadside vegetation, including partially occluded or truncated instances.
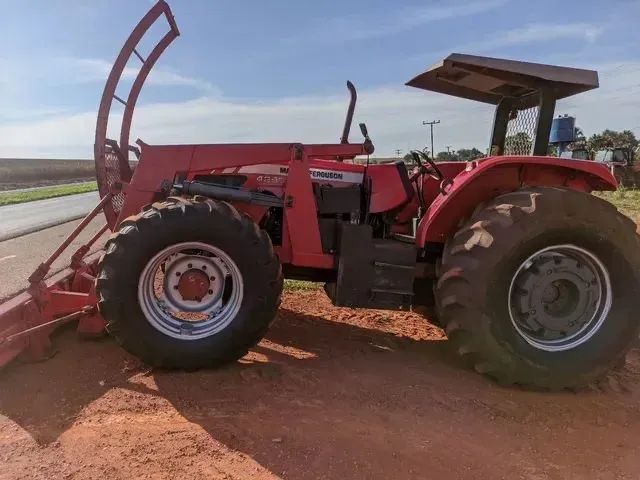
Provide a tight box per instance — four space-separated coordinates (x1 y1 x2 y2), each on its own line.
0 181 98 206
284 279 322 291
596 188 640 221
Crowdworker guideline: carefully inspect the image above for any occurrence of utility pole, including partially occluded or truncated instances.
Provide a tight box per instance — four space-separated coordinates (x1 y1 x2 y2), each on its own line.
422 120 440 160
446 145 452 153
395 148 402 157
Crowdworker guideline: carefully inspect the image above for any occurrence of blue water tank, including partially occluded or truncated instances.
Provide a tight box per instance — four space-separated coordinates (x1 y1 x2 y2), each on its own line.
550 115 576 143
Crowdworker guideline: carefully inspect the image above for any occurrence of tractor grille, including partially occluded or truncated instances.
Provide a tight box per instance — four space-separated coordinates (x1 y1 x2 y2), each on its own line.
505 106 539 156
96 143 132 229
104 150 126 214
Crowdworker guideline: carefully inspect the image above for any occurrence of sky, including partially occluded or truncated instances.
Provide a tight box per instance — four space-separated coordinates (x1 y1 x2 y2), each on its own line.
0 0 639 159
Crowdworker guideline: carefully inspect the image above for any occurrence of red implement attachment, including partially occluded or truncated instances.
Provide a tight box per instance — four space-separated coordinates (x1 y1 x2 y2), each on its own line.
0 1 179 367
0 224 107 366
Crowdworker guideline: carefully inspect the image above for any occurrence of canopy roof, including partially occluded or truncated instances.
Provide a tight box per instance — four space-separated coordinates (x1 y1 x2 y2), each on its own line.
406 53 598 107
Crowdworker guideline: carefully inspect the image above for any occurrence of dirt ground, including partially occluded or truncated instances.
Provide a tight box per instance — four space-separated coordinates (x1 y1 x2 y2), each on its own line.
1 290 640 480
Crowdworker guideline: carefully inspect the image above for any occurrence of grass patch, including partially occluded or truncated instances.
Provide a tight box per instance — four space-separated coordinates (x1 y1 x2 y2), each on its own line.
284 280 322 291
0 181 98 206
595 188 640 220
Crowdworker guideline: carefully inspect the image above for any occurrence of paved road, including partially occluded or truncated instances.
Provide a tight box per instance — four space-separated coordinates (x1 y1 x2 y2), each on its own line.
0 191 99 241
0 217 107 301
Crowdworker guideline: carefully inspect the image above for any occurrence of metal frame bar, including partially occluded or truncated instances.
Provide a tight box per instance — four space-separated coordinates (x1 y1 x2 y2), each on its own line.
532 89 556 156
489 98 513 156
28 192 114 284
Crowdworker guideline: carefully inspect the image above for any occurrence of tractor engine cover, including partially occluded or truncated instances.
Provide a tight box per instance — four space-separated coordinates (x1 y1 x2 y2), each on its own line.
201 159 414 216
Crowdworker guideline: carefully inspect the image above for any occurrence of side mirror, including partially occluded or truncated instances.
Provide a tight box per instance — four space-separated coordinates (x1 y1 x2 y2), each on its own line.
359 123 374 154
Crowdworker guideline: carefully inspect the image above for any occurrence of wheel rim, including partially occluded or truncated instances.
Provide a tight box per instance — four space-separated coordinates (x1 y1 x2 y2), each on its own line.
507 244 612 352
138 242 244 340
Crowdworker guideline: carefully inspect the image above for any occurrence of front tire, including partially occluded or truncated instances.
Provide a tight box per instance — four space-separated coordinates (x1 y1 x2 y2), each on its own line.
96 197 283 369
436 187 640 389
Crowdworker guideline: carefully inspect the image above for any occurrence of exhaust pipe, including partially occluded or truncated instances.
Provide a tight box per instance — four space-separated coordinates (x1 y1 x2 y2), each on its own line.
340 81 357 144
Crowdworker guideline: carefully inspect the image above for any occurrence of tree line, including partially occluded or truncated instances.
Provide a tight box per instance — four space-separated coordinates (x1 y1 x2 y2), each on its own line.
572 129 638 153
400 128 638 163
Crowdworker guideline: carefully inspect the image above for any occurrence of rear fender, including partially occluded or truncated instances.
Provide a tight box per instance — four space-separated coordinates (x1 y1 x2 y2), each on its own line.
416 156 617 245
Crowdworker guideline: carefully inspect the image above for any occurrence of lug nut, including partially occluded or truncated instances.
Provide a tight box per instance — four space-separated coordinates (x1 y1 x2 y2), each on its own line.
208 289 213 294
175 272 181 277
188 263 193 268
202 265 207 270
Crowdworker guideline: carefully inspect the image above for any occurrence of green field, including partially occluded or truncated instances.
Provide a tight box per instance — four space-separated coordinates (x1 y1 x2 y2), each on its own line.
0 158 95 189
284 279 322 291
0 181 98 206
596 189 640 221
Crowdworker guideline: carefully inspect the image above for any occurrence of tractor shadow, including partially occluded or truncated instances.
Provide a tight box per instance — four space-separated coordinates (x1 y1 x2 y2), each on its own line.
1 295 640 479
0 306 457 443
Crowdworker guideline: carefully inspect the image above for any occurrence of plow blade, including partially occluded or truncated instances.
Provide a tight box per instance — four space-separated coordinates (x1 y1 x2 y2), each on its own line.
0 251 105 368
0 197 112 368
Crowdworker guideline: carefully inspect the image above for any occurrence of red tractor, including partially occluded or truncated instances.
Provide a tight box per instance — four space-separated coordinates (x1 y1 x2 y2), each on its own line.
2 1 640 390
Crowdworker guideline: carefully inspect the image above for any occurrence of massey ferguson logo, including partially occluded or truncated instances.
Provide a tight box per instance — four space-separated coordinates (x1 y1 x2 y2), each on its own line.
311 170 343 180
237 164 362 183
277 166 343 180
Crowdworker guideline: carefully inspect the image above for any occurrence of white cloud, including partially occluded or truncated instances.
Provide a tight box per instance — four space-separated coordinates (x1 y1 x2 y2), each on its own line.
291 0 508 43
52 57 217 92
0 85 492 158
558 62 640 134
0 56 219 124
0 60 638 159
456 22 604 54
0 56 216 101
0 106 72 122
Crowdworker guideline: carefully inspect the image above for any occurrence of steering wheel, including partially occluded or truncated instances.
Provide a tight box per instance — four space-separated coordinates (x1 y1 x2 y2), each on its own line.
410 150 444 181
410 150 423 167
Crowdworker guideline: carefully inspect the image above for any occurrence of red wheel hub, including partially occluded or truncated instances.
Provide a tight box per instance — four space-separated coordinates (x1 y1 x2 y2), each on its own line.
177 269 211 301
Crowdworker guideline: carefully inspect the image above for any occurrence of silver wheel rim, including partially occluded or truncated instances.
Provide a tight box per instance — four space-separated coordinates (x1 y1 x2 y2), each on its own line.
507 244 612 352
138 241 244 340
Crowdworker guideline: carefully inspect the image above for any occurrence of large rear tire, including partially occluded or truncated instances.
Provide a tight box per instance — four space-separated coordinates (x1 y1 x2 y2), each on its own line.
436 187 640 389
96 197 282 369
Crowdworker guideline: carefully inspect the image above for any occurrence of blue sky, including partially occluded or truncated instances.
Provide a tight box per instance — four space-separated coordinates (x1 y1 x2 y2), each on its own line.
0 0 639 158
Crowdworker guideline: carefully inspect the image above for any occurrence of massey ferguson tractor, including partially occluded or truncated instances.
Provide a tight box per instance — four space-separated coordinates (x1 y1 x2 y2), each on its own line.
1 1 640 390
